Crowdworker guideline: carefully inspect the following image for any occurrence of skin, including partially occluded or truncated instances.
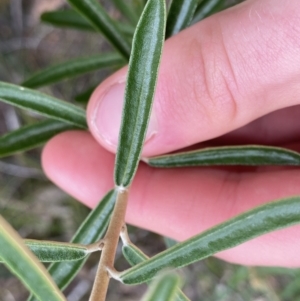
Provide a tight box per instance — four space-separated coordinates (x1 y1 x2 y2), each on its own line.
42 0 300 267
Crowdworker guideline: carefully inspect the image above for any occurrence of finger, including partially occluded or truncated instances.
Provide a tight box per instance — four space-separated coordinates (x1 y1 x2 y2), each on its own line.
42 131 300 267
213 105 300 146
179 105 300 150
87 0 300 157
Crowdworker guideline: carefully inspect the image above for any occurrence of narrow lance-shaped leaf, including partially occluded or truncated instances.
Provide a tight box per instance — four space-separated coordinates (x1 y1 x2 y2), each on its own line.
0 215 66 301
41 10 135 37
114 0 166 187
122 243 190 301
22 53 124 89
0 240 94 263
166 0 203 38
41 9 95 31
27 190 117 301
147 145 300 168
0 120 76 158
67 0 131 60
0 82 87 128
120 196 300 284
112 0 140 25
191 0 241 24
191 0 223 24
141 272 180 301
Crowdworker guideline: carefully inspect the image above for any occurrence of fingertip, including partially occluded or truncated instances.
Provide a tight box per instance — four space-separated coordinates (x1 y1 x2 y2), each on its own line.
87 0 300 159
42 130 115 207
87 68 128 155
87 70 162 158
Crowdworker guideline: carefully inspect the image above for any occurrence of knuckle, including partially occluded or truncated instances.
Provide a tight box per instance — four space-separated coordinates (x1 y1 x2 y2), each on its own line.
187 20 241 127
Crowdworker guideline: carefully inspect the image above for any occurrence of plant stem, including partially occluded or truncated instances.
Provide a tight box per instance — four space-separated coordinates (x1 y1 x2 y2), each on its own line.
89 189 129 301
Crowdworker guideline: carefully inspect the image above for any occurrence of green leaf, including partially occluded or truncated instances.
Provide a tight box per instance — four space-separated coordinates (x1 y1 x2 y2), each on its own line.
120 196 300 284
41 10 135 37
66 0 131 59
192 0 223 24
191 0 241 24
0 120 76 158
123 243 146 266
27 190 117 301
147 145 300 168
0 240 92 263
41 9 95 31
166 0 202 38
0 82 87 128
122 244 190 301
112 0 139 25
0 215 66 301
22 53 124 88
141 272 180 301
114 0 166 187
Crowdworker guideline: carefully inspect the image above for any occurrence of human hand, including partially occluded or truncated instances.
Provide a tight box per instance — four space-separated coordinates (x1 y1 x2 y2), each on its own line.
42 0 300 267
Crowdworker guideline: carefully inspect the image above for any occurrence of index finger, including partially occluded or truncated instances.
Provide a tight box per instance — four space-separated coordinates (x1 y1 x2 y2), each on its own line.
87 0 300 157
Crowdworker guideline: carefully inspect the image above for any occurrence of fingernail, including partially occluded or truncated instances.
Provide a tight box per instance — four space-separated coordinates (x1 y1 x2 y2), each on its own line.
92 82 158 149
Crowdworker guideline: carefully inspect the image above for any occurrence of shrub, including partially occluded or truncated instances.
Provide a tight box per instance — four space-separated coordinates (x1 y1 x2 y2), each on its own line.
0 0 300 300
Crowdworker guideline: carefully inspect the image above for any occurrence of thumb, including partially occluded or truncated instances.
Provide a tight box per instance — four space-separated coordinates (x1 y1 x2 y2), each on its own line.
87 0 300 157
